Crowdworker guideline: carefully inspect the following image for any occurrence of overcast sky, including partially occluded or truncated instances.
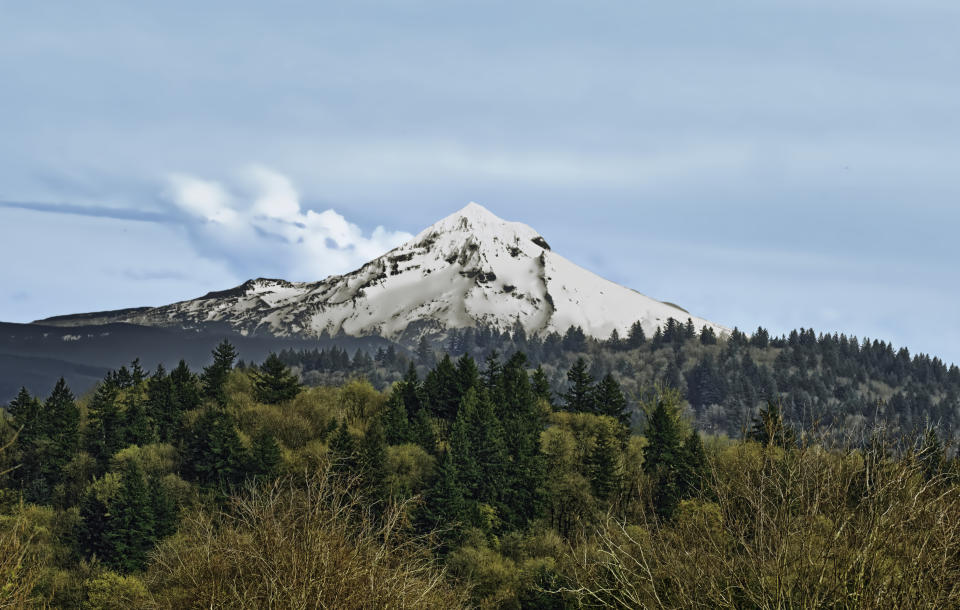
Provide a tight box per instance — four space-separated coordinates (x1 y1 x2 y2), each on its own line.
1 1 958 363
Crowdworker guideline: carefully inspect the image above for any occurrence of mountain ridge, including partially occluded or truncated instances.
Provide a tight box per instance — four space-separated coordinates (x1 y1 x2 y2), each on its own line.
35 203 727 344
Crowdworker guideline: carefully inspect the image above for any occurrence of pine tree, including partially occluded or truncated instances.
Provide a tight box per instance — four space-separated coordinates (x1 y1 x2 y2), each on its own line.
79 460 157 573
677 430 707 499
360 419 389 501
748 401 795 449
643 394 685 519
201 340 238 405
593 373 630 428
382 391 411 445
85 380 126 469
455 354 480 397
170 360 202 412
531 366 552 407
124 388 155 448
498 352 546 529
183 407 248 490
44 378 79 448
700 325 717 345
448 390 481 500
329 420 357 474
627 320 646 349
588 429 620 501
249 431 283 479
253 353 301 404
410 407 436 453
7 387 43 491
420 450 467 546
562 358 595 413
147 365 178 444
424 355 460 421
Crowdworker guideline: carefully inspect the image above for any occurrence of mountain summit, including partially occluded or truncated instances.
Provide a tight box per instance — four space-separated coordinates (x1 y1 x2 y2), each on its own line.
37 203 726 343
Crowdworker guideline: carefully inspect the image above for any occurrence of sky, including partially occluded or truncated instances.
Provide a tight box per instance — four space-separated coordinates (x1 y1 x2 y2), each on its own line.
1 0 958 364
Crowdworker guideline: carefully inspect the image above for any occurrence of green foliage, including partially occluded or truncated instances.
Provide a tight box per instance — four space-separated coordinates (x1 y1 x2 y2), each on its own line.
182 407 248 490
253 353 302 404
643 390 686 519
201 339 238 405
748 401 796 448
562 357 595 413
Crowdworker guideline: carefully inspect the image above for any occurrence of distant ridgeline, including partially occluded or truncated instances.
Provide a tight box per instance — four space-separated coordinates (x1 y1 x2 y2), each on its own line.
275 318 960 440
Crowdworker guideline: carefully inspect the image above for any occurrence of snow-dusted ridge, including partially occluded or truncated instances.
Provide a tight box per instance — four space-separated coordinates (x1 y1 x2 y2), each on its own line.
36 203 727 343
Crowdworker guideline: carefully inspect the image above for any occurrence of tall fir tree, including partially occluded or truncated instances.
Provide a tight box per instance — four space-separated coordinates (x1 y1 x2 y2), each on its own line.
748 401 795 449
424 355 460 421
329 420 358 475
643 393 685 519
183 407 248 490
531 366 552 407
593 373 630 428
360 418 390 502
201 340 238 406
562 358 595 413
253 353 301 404
588 429 620 501
420 450 467 548
382 390 411 445
85 380 126 469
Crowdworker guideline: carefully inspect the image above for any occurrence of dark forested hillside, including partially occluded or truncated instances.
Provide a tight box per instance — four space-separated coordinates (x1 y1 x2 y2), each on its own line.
278 319 960 442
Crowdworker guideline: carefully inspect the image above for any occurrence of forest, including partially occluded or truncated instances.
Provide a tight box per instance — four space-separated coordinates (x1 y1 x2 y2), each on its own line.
281 319 960 442
1 330 959 608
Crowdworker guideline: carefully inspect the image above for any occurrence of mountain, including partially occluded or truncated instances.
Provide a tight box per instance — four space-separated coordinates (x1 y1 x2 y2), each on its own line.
35 203 726 344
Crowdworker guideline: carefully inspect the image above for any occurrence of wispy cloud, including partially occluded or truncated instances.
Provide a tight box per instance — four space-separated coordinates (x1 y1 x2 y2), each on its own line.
164 166 413 280
0 200 172 223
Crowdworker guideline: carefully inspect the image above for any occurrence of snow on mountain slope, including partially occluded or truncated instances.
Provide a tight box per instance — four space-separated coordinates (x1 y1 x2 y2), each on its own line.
36 203 727 342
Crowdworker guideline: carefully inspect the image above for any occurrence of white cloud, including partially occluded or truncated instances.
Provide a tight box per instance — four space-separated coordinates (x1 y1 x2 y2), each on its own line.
164 166 412 281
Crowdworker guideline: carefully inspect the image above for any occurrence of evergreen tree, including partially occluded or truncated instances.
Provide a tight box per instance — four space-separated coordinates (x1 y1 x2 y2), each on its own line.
563 358 595 413
253 353 302 404
249 431 283 479
410 407 436 453
627 320 647 349
498 352 547 529
399 362 424 414
7 387 43 492
124 388 155 448
420 450 467 547
593 373 630 428
147 365 178 444
170 360 202 413
329 420 358 474
112 459 156 572
382 390 411 445
85 381 126 469
588 429 620 501
183 407 248 490
360 418 389 501
79 460 157 573
150 477 179 540
44 378 79 456
748 401 796 449
700 325 718 345
424 355 460 420
455 354 480 397
643 393 685 519
201 340 238 405
677 430 707 499
531 365 552 407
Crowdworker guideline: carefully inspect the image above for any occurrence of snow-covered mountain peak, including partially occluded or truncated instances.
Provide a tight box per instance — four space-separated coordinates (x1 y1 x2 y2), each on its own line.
37 204 727 344
411 202 547 251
